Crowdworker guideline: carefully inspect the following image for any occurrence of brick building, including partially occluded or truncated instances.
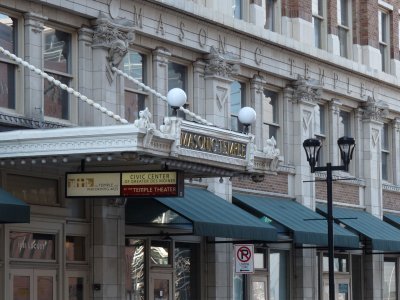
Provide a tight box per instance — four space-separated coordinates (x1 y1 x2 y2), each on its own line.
0 0 400 299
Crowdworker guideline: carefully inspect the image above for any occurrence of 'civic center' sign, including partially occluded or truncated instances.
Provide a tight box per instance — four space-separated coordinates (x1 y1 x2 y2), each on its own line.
66 171 184 198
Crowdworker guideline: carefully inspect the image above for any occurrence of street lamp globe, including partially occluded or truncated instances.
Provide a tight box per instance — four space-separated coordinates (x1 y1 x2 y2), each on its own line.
238 107 256 134
337 136 355 171
167 88 187 116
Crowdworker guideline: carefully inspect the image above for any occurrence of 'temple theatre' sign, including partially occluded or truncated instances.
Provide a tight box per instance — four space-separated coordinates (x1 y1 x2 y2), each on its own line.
66 171 184 198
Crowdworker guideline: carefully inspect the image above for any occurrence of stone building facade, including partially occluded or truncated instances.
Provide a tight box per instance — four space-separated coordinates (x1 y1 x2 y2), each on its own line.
1 0 400 300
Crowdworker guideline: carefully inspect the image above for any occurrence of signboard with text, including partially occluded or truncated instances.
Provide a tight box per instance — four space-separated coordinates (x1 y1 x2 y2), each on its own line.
66 171 184 198
234 244 254 274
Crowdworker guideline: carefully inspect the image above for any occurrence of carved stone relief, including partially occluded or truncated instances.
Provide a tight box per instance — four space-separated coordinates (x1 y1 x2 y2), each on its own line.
360 96 389 122
204 46 240 77
216 86 228 111
291 75 322 104
371 128 380 148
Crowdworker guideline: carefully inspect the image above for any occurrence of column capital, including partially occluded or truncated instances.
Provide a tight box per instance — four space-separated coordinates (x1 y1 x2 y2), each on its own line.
204 46 240 78
24 12 47 33
290 75 322 105
359 96 388 122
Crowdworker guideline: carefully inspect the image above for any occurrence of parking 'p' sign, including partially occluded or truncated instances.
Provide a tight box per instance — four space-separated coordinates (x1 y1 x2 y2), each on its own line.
234 244 254 274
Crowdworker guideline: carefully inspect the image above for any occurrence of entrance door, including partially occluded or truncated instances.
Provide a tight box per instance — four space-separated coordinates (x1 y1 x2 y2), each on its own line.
66 271 87 300
149 272 172 300
11 269 56 300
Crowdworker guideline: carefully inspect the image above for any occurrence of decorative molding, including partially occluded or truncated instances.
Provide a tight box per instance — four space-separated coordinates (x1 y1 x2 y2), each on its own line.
0 112 66 129
302 110 312 133
24 12 47 34
204 46 240 77
383 183 400 193
371 128 380 147
250 74 266 95
216 86 228 111
360 96 389 122
291 75 322 104
92 12 135 82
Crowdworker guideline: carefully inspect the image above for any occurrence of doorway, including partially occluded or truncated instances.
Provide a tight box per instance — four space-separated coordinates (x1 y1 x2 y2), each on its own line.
149 272 173 300
10 269 56 300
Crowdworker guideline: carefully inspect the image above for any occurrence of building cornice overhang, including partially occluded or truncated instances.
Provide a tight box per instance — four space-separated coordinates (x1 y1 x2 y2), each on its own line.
0 117 281 178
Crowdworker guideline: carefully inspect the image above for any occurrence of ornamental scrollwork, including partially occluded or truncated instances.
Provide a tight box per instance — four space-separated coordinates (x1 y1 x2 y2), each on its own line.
360 96 388 122
291 75 322 104
204 46 240 77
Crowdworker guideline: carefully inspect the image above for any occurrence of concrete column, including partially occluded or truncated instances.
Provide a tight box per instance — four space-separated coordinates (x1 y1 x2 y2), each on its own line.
92 200 125 300
250 74 266 150
293 248 318 300
363 250 384 300
78 27 94 126
152 47 170 127
283 86 294 165
24 12 46 121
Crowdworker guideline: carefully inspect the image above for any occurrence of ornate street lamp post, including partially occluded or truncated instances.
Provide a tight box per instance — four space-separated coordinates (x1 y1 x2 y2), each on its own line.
303 136 355 300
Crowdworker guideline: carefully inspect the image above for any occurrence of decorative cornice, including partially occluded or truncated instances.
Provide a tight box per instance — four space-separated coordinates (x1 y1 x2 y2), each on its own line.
383 183 400 193
0 112 67 129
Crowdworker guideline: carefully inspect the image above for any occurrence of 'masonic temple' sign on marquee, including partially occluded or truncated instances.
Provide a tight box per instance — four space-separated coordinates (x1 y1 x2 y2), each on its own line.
66 171 184 197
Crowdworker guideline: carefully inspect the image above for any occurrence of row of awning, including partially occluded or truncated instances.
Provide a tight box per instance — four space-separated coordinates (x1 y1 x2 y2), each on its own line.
126 186 400 252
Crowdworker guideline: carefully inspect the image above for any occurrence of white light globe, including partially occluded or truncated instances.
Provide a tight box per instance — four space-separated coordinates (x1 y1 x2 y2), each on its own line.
167 88 187 108
238 107 256 125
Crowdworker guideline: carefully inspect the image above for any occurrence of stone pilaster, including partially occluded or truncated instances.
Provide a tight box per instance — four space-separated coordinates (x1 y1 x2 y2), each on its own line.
392 118 400 185
152 47 170 127
78 27 94 126
204 46 239 128
91 13 134 125
24 12 46 121
328 98 342 166
192 60 206 122
293 248 318 300
250 74 266 150
291 76 321 208
283 86 294 165
363 248 384 300
92 200 125 300
360 96 388 218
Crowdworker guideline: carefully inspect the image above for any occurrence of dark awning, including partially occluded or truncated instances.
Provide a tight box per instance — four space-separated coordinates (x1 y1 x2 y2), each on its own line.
384 213 400 229
233 194 359 248
126 187 277 241
317 204 400 251
0 188 30 223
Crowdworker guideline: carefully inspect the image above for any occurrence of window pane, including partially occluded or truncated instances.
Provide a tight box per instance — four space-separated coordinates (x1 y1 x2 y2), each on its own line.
125 91 145 123
384 261 397 300
251 281 266 299
9 232 56 260
44 72 70 119
168 62 186 90
339 111 351 137
338 27 348 57
379 11 388 43
13 276 30 300
0 14 17 56
37 276 53 300
175 243 199 300
68 277 84 300
43 28 71 73
233 0 242 19
313 17 322 49
263 90 278 123
123 51 146 90
125 240 145 300
0 61 15 109
231 81 245 132
339 0 348 26
323 254 348 272
314 104 325 134
233 274 244 300
380 44 387 72
270 250 289 300
150 240 170 265
382 152 389 181
265 0 275 31
66 236 85 261
382 124 389 150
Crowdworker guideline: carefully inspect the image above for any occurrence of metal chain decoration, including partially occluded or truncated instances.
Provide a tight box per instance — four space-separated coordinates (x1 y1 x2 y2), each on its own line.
112 67 214 126
0 46 129 124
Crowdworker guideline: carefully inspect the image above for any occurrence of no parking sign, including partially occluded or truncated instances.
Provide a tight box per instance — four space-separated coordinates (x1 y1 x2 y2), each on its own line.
234 244 254 274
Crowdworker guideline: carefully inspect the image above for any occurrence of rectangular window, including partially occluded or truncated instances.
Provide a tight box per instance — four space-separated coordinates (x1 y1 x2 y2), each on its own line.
383 259 397 300
339 110 351 137
323 253 349 272
0 13 17 109
233 0 242 19
379 10 390 72
265 0 277 31
43 26 72 120
66 236 85 262
150 240 170 265
312 0 324 48
123 51 146 122
263 90 279 143
231 81 245 132
9 232 56 260
168 62 188 118
337 0 350 57
382 123 390 181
